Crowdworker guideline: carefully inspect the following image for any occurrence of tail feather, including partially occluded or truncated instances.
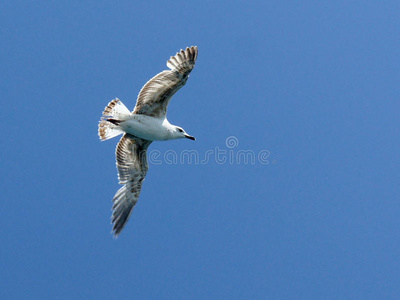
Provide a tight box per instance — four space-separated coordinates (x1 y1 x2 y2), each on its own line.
102 98 130 119
166 46 198 75
98 98 130 141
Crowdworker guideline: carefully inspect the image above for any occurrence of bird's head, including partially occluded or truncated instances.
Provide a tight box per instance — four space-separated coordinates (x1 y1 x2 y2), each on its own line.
174 126 195 140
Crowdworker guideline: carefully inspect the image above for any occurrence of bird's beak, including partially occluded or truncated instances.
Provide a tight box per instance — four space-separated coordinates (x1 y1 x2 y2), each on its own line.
185 134 196 141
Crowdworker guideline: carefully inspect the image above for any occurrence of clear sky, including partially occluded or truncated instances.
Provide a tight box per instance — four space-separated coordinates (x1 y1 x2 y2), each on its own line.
1 1 399 299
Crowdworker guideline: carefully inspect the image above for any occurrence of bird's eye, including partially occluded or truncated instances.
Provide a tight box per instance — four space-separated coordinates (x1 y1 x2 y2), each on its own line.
177 128 183 132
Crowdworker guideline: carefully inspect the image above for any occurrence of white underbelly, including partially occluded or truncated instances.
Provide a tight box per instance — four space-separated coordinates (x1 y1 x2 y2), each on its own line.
120 115 170 141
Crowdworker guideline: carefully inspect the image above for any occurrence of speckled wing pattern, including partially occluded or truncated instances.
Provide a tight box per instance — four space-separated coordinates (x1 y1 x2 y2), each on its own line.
111 134 152 236
133 46 198 118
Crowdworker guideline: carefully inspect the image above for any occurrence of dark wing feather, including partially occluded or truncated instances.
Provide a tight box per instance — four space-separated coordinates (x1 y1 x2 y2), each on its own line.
132 46 198 118
111 134 152 237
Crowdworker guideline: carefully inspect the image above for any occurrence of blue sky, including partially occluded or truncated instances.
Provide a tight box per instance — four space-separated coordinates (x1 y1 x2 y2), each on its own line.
1 1 399 299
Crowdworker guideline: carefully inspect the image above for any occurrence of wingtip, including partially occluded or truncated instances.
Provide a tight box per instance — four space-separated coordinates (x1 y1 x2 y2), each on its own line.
111 230 120 239
112 225 123 238
166 46 198 72
110 215 125 238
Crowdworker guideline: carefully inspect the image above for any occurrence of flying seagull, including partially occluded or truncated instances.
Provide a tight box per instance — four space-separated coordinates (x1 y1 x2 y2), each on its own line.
98 46 198 237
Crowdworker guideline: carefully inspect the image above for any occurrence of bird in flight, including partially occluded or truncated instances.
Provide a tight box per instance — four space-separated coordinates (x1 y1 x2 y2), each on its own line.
98 46 198 237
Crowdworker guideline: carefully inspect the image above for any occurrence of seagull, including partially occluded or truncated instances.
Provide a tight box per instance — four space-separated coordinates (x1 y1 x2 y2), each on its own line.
98 46 198 237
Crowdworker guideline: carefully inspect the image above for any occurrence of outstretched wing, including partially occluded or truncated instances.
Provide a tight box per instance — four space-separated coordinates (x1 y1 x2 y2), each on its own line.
111 134 152 237
132 46 198 118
